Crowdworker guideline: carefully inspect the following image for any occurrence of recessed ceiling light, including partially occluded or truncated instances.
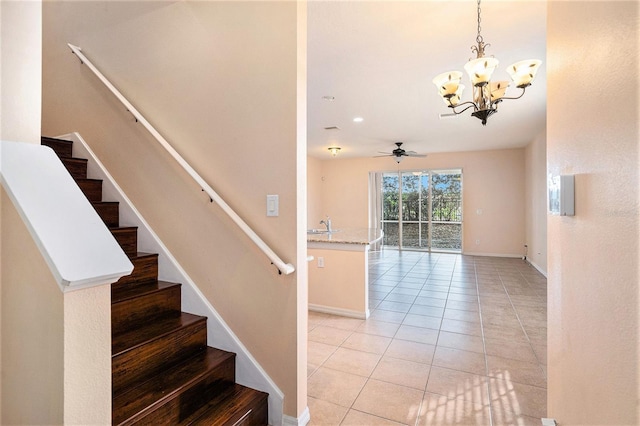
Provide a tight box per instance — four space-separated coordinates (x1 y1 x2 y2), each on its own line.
353 117 364 123
322 96 335 101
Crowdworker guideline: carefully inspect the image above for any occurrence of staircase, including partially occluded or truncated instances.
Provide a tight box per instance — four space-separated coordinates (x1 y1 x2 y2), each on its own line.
41 136 269 425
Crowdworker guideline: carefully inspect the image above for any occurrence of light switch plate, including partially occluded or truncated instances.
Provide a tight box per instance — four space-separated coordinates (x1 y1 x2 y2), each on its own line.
266 194 279 217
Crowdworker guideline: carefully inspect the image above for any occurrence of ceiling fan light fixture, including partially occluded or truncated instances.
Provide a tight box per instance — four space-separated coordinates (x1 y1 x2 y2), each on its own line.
328 146 341 156
433 0 541 125
375 142 428 162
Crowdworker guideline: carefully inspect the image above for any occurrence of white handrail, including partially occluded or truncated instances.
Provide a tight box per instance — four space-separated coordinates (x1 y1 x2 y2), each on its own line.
67 43 295 276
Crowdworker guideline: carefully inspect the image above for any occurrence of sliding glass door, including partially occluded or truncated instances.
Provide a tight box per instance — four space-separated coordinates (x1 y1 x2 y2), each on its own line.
430 170 462 251
381 169 462 252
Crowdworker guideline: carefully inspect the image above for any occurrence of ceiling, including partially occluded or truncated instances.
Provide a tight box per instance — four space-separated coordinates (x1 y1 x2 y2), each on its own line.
307 0 547 159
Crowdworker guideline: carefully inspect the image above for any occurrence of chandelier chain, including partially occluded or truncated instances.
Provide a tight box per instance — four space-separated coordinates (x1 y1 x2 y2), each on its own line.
476 0 483 44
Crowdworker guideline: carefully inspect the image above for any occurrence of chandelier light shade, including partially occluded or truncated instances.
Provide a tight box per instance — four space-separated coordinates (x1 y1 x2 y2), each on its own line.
433 0 542 125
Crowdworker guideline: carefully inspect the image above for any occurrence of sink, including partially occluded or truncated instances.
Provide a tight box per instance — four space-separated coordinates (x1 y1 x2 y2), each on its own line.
307 229 339 234
307 229 329 234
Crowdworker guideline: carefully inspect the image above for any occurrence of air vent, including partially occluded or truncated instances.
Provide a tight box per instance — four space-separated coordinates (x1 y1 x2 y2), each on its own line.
324 126 340 130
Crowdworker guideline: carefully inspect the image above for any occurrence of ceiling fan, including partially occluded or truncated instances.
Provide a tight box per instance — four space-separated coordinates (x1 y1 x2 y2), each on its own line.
376 142 427 163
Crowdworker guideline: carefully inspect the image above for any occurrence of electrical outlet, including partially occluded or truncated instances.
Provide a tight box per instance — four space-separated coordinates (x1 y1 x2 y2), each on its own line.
317 257 325 268
475 239 480 245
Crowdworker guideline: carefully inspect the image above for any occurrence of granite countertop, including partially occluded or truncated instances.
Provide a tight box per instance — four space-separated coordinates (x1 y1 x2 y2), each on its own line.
307 228 383 245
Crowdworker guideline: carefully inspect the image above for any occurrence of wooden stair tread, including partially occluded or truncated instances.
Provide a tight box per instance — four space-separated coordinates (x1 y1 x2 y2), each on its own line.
41 136 73 158
60 157 88 179
109 227 138 257
119 251 158 270
178 383 268 426
62 157 88 164
110 226 138 232
131 251 157 259
75 177 103 184
113 347 236 425
112 280 181 304
112 312 206 356
92 201 119 227
114 252 159 287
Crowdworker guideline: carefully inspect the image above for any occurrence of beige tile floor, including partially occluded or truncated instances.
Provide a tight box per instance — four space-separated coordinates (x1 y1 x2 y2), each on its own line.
308 250 547 426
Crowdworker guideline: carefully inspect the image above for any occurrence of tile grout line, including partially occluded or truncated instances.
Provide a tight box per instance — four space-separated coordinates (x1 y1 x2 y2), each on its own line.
414 252 452 426
472 256 496 426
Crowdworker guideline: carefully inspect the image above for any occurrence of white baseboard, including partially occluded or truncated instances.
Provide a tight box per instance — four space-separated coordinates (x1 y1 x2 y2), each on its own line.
309 304 369 319
525 259 547 277
462 251 522 258
282 406 310 426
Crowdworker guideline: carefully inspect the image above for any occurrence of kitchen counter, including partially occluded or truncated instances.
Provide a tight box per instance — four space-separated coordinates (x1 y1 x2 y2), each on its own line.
307 228 383 319
307 228 383 245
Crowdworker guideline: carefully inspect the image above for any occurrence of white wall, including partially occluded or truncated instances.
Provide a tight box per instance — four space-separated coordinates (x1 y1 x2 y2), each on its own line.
0 0 41 144
42 1 306 418
307 155 324 228
1 187 64 424
547 1 639 424
309 148 526 257
524 130 547 275
0 0 42 421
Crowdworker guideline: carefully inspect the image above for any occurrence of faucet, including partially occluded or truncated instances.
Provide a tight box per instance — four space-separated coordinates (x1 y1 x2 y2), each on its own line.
319 216 332 232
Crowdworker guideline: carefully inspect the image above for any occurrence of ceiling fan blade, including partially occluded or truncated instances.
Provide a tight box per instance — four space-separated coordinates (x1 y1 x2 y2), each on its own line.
373 154 393 158
406 153 427 157
377 151 392 155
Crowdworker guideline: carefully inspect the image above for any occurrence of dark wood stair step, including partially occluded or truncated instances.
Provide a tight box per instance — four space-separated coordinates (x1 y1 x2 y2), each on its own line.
76 178 103 202
110 226 138 257
178 383 269 426
113 347 236 426
112 281 182 336
112 313 208 394
41 136 73 158
61 157 88 179
113 252 158 289
93 201 119 227
40 135 270 423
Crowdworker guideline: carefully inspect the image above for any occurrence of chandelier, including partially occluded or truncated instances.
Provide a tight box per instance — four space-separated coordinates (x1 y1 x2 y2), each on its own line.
432 0 541 125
